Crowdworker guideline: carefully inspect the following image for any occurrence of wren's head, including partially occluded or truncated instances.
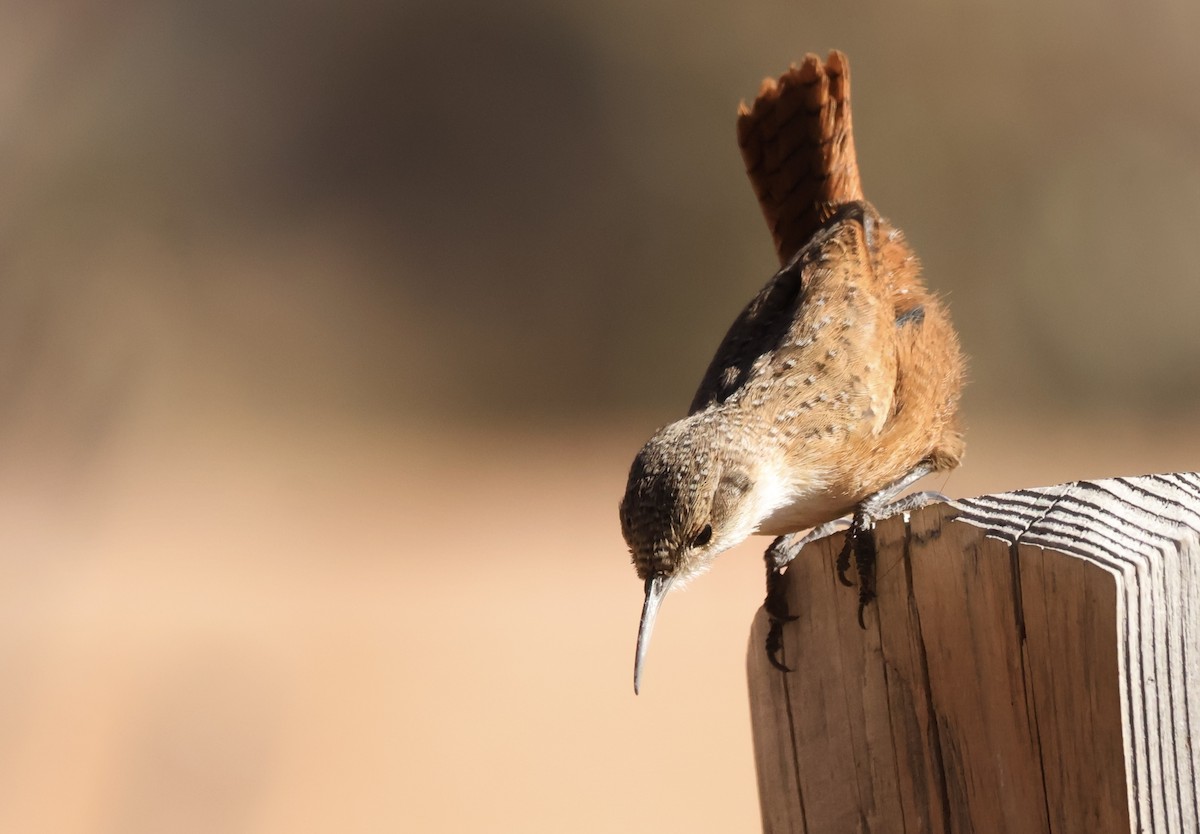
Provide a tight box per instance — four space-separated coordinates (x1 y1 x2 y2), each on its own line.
620 416 777 693
619 419 763 583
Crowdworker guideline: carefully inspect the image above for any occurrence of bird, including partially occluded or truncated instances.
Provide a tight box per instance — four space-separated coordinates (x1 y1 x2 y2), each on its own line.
619 50 965 694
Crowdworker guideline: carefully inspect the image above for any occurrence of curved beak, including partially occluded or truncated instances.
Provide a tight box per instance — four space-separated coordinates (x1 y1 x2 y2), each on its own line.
634 573 674 695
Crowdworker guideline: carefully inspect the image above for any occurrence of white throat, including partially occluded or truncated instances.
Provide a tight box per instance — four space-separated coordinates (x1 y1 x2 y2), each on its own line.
751 459 842 537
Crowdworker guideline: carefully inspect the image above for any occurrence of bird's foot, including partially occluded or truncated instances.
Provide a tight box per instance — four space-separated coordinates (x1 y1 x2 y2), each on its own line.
764 536 798 672
868 490 948 521
834 509 877 627
836 489 949 628
763 519 852 672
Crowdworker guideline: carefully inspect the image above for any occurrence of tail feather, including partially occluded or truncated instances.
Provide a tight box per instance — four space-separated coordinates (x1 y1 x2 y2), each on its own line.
737 50 863 265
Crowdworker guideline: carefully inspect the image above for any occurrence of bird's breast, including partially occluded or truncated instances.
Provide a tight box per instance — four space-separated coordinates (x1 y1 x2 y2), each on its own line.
755 491 855 537
749 459 852 537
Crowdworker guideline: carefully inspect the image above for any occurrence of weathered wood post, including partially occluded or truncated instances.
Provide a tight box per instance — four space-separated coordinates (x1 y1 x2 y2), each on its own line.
748 473 1200 833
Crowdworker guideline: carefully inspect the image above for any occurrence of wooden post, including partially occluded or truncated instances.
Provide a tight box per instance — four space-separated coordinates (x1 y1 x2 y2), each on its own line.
748 473 1200 834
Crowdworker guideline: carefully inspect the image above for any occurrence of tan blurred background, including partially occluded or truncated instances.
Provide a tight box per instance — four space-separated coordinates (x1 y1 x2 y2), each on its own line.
2 1 1200 832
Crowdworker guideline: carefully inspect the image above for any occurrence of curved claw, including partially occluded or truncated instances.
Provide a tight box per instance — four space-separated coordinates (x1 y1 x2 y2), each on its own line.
857 580 877 629
767 608 799 624
765 620 792 672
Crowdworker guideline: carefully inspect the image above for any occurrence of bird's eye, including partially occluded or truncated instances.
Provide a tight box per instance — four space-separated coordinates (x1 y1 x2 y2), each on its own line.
693 524 713 547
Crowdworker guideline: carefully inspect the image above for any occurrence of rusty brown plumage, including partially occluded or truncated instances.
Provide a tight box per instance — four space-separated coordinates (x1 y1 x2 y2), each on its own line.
737 50 863 265
621 51 965 692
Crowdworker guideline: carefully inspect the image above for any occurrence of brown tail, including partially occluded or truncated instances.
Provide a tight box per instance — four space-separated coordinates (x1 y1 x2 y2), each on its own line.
736 50 863 265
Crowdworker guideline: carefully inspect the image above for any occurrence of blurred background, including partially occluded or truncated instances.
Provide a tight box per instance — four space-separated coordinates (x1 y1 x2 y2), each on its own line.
2 1 1200 831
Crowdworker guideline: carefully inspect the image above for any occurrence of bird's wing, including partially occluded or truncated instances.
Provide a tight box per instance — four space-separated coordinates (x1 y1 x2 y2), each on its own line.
689 203 896 426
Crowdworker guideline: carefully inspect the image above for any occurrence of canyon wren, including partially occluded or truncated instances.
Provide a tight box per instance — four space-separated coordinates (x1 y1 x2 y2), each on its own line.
620 51 965 693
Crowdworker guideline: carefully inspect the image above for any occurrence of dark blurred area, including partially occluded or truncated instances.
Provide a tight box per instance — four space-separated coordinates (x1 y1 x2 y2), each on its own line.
3 2 1200 832
10 0 1200 444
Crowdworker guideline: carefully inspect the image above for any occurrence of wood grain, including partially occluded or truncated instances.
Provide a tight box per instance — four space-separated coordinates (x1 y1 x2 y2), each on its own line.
748 473 1200 833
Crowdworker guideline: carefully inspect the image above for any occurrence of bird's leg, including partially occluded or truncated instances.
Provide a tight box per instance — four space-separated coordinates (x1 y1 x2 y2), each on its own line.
763 518 852 672
836 461 947 627
875 490 949 518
